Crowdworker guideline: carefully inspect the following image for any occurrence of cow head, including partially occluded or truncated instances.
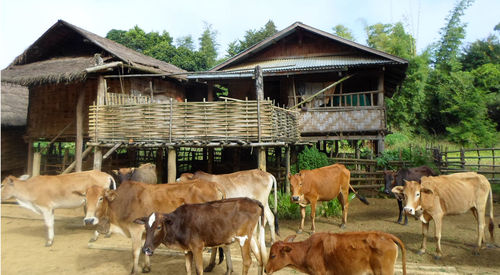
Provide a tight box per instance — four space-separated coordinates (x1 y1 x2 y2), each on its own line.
82 186 116 229
392 180 433 220
176 172 195 182
382 170 396 195
289 173 306 204
134 212 170 256
113 168 135 183
265 235 297 274
1 176 19 201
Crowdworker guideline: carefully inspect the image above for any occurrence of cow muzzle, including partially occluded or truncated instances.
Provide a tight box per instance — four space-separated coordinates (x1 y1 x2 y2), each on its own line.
403 207 415 215
291 196 300 202
84 217 98 226
143 247 154 256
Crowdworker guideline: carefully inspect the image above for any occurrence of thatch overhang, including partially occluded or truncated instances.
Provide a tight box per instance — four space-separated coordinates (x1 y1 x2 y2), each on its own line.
1 20 186 86
1 82 29 127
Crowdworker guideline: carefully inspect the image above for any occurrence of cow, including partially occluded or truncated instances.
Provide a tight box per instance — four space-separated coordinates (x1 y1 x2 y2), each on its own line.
135 197 268 275
288 164 369 233
177 169 279 243
383 166 437 225
82 180 227 274
113 163 157 186
0 170 116 246
392 172 495 259
264 231 407 275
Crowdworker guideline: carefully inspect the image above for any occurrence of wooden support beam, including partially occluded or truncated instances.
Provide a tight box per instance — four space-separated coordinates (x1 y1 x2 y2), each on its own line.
32 152 41 177
102 143 122 160
62 146 94 174
258 147 266 172
167 147 176 183
27 140 34 176
255 66 263 143
93 147 102 170
378 72 384 106
207 148 214 173
285 146 291 194
75 90 85 172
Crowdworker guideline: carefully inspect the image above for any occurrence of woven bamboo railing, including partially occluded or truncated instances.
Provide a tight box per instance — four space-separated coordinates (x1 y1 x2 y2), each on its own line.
89 94 299 146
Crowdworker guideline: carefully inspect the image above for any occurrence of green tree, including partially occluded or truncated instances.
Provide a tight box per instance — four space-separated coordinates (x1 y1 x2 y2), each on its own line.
332 24 354 41
365 22 415 59
226 20 278 57
176 35 195 51
198 23 218 69
460 35 500 71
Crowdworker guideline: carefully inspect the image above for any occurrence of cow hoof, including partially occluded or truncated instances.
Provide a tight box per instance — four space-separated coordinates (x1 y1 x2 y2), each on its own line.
45 240 53 247
296 229 303 234
339 224 345 229
434 255 441 260
417 250 425 255
105 233 112 238
204 264 215 272
89 237 97 243
142 266 151 273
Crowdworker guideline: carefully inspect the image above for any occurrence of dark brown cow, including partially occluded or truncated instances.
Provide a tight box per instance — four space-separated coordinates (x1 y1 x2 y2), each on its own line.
113 163 157 186
82 180 226 274
265 231 406 275
135 197 267 275
289 164 369 233
383 166 436 225
392 172 495 259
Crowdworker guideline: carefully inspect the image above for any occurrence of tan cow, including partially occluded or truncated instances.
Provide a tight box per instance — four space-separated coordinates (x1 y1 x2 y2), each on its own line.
289 164 369 233
392 172 495 258
177 169 279 242
83 180 226 274
265 231 406 275
113 163 157 186
0 170 116 246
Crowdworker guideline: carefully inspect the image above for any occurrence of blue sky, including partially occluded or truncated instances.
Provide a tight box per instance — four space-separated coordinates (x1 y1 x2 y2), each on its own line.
0 0 498 69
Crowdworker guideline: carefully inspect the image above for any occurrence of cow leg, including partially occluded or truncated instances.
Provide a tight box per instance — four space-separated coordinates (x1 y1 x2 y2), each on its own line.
240 240 252 275
472 207 486 255
338 191 349 228
263 204 276 243
89 230 100 242
310 200 317 233
40 207 55 247
433 216 443 259
129 226 145 274
418 221 429 255
192 246 205 275
185 251 193 275
250 237 263 275
397 199 404 224
297 206 306 234
204 248 217 272
222 246 233 275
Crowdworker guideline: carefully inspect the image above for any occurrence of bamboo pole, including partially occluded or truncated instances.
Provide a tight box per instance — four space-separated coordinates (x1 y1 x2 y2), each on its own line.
167 147 176 183
75 90 85 172
62 146 94 174
32 152 41 177
291 74 353 109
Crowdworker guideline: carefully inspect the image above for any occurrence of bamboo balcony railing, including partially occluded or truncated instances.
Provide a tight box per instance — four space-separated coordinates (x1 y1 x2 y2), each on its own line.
89 94 299 146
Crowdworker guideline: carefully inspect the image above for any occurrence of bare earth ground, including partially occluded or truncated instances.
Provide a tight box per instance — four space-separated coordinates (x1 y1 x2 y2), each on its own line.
2 197 500 275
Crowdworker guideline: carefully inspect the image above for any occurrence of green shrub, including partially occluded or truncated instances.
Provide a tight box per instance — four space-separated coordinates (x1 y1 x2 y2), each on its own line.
385 133 410 147
317 193 356 217
376 145 435 170
297 146 329 171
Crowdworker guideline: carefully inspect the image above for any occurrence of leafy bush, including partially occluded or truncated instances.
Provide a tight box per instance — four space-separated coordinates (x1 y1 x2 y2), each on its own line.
317 193 356 217
385 133 410 147
297 146 329 171
376 146 435 170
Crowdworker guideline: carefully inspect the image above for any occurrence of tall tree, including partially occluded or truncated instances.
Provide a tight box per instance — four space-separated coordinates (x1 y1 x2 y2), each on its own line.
198 23 218 69
365 22 415 59
226 20 278 57
332 24 354 41
460 35 500 71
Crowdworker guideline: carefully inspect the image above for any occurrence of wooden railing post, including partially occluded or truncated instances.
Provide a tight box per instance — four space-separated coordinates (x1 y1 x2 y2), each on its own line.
460 148 466 169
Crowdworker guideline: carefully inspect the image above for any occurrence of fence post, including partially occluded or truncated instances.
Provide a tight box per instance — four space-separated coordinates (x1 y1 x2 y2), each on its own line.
460 147 465 170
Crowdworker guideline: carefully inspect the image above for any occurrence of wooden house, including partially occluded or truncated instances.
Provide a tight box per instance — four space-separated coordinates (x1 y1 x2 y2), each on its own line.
189 22 408 154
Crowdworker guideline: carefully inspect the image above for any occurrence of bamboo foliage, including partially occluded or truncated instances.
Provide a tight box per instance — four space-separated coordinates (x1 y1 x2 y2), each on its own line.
89 94 299 144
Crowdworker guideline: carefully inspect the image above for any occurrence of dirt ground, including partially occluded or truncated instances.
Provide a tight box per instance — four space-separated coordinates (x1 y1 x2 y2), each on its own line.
2 197 500 275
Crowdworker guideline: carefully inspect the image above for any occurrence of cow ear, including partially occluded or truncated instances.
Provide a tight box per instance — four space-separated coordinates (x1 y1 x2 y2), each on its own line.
391 186 404 195
133 217 147 225
104 190 117 201
112 170 118 176
284 235 296 242
6 177 15 185
281 245 292 254
421 187 434 195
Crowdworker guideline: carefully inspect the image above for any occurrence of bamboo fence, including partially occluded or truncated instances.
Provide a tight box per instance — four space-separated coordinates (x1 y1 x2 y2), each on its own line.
89 93 299 146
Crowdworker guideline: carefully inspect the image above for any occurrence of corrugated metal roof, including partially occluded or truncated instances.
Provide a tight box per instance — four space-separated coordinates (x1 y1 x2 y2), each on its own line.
188 56 396 80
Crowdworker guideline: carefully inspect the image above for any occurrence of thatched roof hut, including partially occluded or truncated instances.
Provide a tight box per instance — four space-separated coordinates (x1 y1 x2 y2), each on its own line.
1 19 186 86
1 82 28 127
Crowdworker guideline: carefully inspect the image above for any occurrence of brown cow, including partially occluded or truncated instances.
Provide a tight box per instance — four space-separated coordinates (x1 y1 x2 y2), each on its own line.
392 172 495 259
265 231 406 275
113 163 157 186
135 197 267 275
177 169 279 242
289 164 369 233
82 180 226 274
0 170 116 246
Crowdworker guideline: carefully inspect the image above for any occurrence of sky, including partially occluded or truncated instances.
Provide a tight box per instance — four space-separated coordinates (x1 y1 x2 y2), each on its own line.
0 0 499 69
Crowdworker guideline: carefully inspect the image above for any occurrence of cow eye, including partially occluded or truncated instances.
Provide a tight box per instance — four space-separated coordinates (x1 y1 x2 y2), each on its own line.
98 197 104 202
156 225 161 230
270 254 275 259
416 193 420 197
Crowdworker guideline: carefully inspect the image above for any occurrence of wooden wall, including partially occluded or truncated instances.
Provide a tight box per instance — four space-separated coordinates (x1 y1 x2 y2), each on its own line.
1 126 27 178
106 78 185 102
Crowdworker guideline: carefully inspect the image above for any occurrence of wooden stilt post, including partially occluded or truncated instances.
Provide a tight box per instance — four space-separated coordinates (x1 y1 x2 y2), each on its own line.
167 147 176 183
27 140 34 175
255 66 266 172
258 147 266 172
156 148 164 183
207 148 214 173
32 152 41 177
92 76 106 171
93 147 103 170
285 146 291 194
75 90 85 172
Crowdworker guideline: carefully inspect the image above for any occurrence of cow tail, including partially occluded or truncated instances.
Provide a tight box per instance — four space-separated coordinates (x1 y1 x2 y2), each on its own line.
270 174 280 236
218 247 224 264
390 234 407 275
109 176 117 190
349 184 369 205
257 200 268 266
488 188 495 242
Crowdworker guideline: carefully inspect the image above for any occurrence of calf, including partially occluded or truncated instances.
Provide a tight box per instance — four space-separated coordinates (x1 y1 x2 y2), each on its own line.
135 197 267 275
265 231 406 275
83 180 226 274
0 170 115 246
392 172 495 258
383 166 436 225
289 164 369 233
113 163 157 186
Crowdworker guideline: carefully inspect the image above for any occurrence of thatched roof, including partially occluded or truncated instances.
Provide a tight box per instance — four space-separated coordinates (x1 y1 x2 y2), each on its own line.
1 82 28 126
1 20 186 86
